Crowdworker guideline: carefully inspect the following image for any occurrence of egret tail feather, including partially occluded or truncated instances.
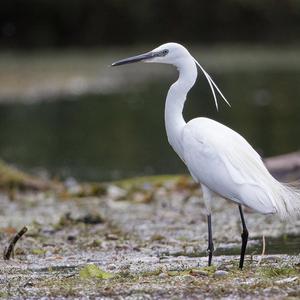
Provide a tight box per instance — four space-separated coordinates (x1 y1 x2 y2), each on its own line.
274 183 300 220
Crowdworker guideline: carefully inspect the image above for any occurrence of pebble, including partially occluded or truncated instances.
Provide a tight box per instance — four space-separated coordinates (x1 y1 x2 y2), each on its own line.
263 286 287 297
182 275 195 284
106 185 127 199
105 233 119 240
190 269 209 276
107 264 117 270
158 272 168 278
214 270 229 278
274 277 298 285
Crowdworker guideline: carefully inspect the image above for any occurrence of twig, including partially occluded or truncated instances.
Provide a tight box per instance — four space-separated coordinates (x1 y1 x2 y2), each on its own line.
257 234 266 266
3 226 28 260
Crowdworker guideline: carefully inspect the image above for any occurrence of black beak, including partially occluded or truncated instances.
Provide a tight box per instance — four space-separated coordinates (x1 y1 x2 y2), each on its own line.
111 51 155 67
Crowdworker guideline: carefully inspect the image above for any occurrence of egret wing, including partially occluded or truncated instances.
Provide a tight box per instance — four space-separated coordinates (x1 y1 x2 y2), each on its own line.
182 118 277 213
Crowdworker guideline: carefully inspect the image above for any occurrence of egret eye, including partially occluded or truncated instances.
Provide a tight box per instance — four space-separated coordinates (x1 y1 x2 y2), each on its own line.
157 49 169 57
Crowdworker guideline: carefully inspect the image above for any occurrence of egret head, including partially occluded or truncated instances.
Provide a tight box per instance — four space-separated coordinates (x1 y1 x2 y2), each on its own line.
112 42 231 110
111 43 191 67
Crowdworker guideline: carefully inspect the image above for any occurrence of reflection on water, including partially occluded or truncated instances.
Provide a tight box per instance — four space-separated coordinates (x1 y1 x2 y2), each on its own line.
0 69 299 181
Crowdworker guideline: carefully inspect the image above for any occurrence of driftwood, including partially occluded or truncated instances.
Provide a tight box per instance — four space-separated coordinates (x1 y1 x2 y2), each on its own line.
3 226 28 260
264 151 300 182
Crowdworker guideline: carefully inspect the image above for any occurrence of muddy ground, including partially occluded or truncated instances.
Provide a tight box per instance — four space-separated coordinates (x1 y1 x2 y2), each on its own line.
0 170 299 299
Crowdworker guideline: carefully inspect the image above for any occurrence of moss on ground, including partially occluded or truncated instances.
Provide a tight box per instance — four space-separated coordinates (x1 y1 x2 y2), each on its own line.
259 265 299 278
7 259 297 299
0 160 59 191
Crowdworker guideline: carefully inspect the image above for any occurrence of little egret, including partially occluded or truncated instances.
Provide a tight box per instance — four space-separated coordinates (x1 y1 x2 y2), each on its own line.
112 43 300 269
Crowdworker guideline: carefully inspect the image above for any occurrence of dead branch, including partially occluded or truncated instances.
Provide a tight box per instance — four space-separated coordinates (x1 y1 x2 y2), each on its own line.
3 226 28 260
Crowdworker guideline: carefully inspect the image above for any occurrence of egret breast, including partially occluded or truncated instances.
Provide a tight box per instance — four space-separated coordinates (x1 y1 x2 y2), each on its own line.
182 125 241 202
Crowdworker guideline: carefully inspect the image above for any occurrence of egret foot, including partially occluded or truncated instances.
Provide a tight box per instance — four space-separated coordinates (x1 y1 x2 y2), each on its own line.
207 214 214 266
207 245 214 266
238 205 249 269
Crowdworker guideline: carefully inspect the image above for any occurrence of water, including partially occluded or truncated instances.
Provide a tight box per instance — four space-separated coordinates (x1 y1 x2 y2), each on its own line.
0 69 299 181
163 235 300 257
216 235 300 256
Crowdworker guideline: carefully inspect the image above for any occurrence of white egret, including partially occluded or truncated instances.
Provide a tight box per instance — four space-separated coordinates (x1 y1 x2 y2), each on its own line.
112 43 300 269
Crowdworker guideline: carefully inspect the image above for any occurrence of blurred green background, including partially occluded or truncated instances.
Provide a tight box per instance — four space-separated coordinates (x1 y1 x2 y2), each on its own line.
1 0 300 48
0 0 299 181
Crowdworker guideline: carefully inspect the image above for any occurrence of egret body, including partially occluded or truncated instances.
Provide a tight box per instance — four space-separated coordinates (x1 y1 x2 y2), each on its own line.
112 43 300 269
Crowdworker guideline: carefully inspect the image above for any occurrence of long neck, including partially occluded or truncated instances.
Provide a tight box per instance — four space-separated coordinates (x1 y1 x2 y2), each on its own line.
165 56 197 159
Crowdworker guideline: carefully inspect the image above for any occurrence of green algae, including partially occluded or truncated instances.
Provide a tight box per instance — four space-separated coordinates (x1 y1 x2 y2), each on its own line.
259 266 300 278
79 264 115 279
22 259 299 299
31 248 47 256
114 174 185 190
0 159 58 191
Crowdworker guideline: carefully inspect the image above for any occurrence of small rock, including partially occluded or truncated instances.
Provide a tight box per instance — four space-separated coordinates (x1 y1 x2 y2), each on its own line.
85 239 101 248
182 275 195 284
150 234 165 241
132 191 153 203
79 213 104 224
107 185 127 199
105 233 119 240
133 246 141 252
263 256 279 262
214 270 229 278
190 269 209 277
107 264 117 270
65 177 82 195
263 286 287 296
67 235 76 241
275 277 298 285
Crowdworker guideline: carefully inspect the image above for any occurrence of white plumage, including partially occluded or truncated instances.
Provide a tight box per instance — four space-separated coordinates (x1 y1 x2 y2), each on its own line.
183 117 300 219
112 42 300 268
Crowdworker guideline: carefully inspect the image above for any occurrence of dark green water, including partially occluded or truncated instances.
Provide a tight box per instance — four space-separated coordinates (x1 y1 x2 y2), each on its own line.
165 235 300 257
0 70 299 181
215 235 300 256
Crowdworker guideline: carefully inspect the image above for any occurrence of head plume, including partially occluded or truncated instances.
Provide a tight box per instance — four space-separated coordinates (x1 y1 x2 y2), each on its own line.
193 57 231 110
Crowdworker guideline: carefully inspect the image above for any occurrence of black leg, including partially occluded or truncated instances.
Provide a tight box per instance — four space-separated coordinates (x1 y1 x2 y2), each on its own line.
207 214 214 266
238 204 249 269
